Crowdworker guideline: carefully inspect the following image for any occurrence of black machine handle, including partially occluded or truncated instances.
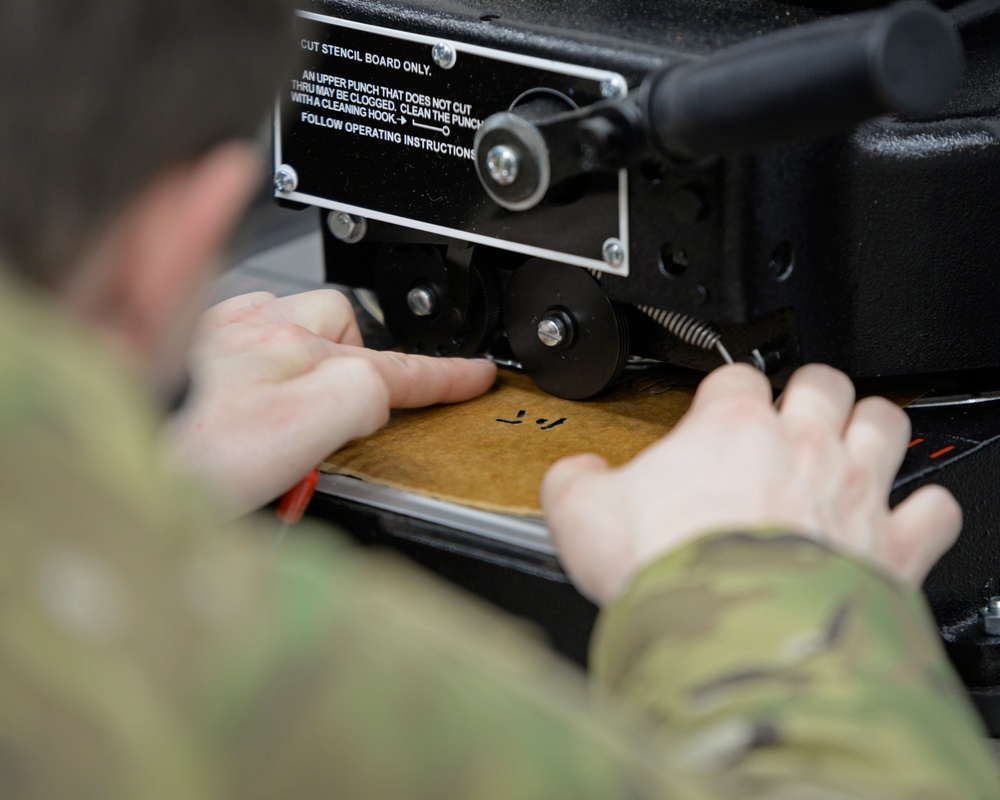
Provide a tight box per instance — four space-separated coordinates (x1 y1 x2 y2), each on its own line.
473 2 964 210
645 2 963 160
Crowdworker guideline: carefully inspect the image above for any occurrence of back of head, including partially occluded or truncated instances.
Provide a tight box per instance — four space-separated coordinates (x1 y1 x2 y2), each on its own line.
0 0 294 286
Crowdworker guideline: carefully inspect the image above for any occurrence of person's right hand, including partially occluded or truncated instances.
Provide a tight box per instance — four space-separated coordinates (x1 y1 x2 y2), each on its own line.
542 363 961 605
162 289 497 518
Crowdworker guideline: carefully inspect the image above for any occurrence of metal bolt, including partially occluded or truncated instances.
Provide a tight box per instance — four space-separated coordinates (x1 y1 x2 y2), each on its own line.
600 76 628 100
485 145 521 186
327 212 367 244
407 286 437 318
979 597 1000 635
431 42 457 70
273 165 298 194
602 238 626 268
537 316 568 347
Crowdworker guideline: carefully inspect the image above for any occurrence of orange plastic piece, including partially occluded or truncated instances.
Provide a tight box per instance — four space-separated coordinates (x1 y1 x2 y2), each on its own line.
276 469 321 525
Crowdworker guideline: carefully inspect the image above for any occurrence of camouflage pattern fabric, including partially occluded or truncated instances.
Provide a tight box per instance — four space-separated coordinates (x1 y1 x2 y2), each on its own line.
0 264 997 798
595 531 1000 798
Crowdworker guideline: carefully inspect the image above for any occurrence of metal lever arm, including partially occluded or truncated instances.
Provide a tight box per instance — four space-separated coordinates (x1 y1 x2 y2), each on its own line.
473 2 963 211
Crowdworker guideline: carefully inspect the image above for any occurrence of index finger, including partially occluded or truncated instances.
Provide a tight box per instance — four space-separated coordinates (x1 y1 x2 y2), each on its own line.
344 349 498 407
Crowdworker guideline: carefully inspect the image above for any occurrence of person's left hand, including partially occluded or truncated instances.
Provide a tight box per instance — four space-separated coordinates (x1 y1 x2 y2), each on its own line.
162 290 497 518
542 364 960 603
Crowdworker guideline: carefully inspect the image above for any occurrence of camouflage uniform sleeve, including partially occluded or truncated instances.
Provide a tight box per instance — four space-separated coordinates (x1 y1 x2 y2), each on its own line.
592 529 1000 798
190 527 690 800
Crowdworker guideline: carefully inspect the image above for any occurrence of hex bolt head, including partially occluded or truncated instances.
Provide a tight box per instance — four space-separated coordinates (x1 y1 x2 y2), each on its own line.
273 165 299 194
431 42 457 70
602 238 626 268
600 76 628 100
486 145 521 186
407 286 437 318
979 596 1000 635
327 212 367 244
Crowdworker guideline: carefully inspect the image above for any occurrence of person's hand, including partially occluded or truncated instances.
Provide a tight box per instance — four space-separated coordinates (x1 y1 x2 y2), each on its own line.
162 290 497 517
542 363 961 604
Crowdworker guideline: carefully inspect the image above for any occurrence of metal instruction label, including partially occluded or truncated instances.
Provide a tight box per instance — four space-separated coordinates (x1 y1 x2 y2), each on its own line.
275 10 630 274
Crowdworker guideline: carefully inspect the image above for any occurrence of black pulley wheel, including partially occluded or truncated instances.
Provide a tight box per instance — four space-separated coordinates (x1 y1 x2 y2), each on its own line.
374 244 498 358
505 259 629 400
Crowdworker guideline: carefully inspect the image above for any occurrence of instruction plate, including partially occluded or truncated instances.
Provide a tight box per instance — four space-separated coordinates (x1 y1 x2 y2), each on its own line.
276 11 630 275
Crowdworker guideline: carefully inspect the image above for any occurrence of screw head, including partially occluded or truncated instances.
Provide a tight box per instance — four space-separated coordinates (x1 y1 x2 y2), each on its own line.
600 76 628 100
273 165 298 194
407 286 437 318
485 145 521 186
537 316 568 347
431 42 457 70
327 212 367 244
979 598 1000 635
602 238 626 268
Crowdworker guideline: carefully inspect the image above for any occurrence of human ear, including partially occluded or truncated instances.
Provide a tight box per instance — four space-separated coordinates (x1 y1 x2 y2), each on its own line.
65 141 263 393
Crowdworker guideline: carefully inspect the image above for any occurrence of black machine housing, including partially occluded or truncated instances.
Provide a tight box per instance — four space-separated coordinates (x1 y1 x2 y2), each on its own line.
278 0 1000 396
274 0 1000 730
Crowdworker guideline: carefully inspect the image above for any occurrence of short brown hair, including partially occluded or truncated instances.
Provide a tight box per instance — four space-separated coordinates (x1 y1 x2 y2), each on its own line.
0 1 294 285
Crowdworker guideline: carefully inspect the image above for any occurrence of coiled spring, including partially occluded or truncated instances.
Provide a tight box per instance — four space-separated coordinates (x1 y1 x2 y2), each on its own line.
638 306 734 364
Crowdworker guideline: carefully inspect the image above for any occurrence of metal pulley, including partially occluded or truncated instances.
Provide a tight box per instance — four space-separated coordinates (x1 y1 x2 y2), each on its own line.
374 244 500 358
505 260 629 399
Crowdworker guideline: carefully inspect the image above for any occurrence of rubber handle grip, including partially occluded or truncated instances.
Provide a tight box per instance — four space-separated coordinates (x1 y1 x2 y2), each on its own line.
646 2 963 160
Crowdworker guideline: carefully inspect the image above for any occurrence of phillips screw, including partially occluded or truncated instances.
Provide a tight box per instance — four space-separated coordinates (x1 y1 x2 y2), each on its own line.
431 42 457 70
602 238 626 268
600 76 628 100
273 165 298 194
486 145 521 186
